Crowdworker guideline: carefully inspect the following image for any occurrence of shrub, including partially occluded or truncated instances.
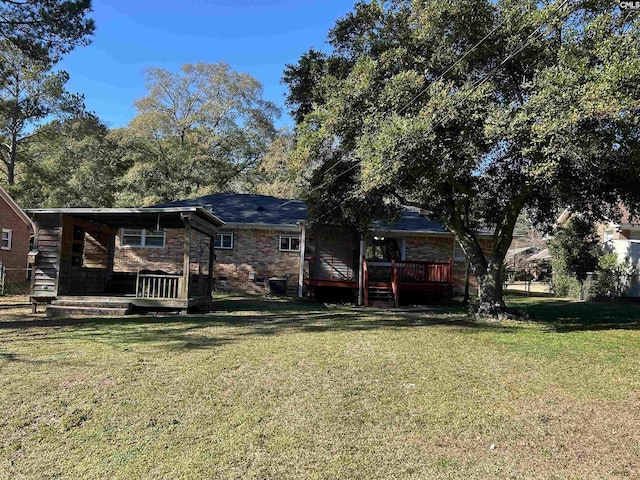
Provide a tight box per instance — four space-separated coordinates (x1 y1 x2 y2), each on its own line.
549 217 600 299
589 253 638 300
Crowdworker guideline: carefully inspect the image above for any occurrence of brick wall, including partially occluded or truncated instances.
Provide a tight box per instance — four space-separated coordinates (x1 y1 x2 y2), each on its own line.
0 197 32 286
214 229 301 294
404 235 493 295
113 228 212 275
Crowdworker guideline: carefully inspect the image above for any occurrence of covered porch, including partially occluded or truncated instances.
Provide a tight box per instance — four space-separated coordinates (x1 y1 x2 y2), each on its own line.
302 233 454 306
26 207 223 315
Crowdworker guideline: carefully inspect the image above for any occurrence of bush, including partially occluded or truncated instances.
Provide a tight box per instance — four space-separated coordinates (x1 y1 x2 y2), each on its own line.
551 272 582 298
589 253 638 300
549 217 600 299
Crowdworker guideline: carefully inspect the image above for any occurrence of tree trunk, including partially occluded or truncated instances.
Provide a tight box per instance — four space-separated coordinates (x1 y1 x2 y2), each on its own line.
475 260 505 318
7 130 18 185
463 261 470 305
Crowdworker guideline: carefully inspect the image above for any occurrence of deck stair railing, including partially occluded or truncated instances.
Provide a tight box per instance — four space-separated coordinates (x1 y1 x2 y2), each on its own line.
136 271 182 299
363 258 453 307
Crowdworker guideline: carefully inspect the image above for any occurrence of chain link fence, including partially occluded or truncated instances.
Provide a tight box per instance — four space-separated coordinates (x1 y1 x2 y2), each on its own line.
0 262 31 296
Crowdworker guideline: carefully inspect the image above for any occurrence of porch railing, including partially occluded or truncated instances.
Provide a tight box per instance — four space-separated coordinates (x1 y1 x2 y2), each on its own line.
363 259 453 306
392 259 453 285
136 272 182 299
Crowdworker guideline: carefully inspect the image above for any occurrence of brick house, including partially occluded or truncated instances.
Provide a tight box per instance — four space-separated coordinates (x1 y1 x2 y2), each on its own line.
0 185 34 290
153 194 307 295
150 194 491 305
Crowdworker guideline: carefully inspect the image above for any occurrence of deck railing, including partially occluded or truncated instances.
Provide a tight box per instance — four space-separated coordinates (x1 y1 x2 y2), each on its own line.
363 259 453 306
136 272 182 299
392 259 453 284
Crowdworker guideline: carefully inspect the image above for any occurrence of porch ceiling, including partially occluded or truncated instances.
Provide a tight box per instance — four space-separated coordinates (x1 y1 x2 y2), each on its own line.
25 207 224 231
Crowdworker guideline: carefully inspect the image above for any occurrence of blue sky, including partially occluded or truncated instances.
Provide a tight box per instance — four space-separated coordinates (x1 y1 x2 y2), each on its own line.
58 0 356 129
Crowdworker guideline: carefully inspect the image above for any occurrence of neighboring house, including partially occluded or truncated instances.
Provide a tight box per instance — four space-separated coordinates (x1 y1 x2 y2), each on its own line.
0 185 34 290
599 209 640 296
156 194 492 305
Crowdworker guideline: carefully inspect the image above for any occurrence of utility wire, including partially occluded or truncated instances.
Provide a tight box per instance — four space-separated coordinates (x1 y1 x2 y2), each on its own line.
278 2 510 210
288 0 577 218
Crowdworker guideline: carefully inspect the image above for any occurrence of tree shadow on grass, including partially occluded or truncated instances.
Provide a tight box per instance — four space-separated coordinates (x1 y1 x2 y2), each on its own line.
511 298 640 332
0 296 519 352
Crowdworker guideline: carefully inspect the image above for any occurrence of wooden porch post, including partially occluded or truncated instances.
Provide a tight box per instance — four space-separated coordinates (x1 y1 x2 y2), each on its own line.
208 236 215 297
391 258 399 307
298 224 306 298
363 259 369 307
358 236 365 306
181 217 192 302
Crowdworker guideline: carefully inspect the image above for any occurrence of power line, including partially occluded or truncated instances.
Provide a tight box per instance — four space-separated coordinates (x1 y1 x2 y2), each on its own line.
289 0 577 217
396 14 506 116
278 3 511 210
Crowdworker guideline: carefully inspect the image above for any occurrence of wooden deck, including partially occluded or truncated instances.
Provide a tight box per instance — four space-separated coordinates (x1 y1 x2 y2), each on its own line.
304 258 454 307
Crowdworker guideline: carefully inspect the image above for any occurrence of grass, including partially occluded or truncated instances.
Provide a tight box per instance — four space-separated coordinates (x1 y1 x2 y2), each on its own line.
1 294 640 479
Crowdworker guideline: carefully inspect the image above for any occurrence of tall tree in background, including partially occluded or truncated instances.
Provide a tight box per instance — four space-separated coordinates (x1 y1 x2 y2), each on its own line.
0 0 94 62
252 128 301 198
115 62 279 206
285 0 640 316
0 42 85 187
19 114 127 208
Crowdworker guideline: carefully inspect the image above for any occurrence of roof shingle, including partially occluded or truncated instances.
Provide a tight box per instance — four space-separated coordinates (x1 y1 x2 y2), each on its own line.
154 193 448 233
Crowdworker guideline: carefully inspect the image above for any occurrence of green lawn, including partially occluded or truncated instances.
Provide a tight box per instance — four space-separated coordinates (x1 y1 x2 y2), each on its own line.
1 295 640 479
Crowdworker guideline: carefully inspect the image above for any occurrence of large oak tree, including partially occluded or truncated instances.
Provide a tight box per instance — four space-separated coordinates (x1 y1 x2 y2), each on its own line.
115 62 280 206
285 0 640 316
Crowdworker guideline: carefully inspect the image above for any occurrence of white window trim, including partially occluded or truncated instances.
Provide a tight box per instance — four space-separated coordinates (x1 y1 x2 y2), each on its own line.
120 228 166 248
279 234 301 252
1 229 12 250
214 231 234 249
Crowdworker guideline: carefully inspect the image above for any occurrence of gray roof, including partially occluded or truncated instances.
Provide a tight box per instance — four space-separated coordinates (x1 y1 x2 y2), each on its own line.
155 194 307 226
26 207 224 229
155 193 449 233
375 209 448 234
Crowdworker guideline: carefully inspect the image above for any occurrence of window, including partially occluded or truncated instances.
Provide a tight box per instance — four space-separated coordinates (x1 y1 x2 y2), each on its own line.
604 230 615 242
280 234 300 252
1 229 11 250
214 232 233 249
120 229 166 248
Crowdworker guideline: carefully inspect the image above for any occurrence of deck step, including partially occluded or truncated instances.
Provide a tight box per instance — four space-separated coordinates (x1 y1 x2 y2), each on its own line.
53 295 134 302
51 299 133 309
46 305 132 317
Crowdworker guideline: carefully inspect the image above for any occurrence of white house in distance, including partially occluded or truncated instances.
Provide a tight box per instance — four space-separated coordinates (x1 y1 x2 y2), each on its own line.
600 210 640 297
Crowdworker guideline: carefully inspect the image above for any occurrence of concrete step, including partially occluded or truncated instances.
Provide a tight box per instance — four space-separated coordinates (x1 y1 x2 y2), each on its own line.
46 305 132 317
369 300 395 308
